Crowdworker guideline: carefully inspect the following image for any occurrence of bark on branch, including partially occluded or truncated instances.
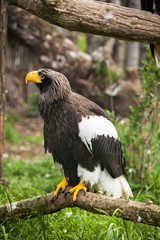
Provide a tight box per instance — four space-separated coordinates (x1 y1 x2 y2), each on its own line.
7 0 160 45
0 190 160 227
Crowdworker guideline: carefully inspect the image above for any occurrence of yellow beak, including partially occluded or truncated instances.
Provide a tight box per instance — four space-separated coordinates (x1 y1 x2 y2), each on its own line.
25 71 43 84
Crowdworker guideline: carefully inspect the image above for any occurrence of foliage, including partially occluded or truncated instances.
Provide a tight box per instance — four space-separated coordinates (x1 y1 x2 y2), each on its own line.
128 51 160 183
106 50 160 196
96 60 122 86
27 92 40 117
77 34 87 53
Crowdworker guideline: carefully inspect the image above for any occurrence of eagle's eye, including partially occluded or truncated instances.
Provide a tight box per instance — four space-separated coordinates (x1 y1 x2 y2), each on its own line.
39 74 45 80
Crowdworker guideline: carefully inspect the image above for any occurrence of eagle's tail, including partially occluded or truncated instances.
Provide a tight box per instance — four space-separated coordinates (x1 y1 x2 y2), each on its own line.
78 164 133 200
118 175 133 200
97 170 133 200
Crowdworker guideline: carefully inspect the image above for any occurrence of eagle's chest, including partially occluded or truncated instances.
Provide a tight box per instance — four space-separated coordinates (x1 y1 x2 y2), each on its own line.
42 105 80 161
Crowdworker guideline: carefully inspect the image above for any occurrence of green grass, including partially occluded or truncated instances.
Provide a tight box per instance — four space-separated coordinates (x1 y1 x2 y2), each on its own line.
0 156 159 240
24 134 43 145
5 123 21 144
5 112 43 145
5 123 43 145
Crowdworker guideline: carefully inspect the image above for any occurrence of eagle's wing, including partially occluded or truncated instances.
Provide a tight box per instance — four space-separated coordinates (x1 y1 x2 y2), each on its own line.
78 113 126 179
141 1 155 57
141 0 153 12
91 135 126 178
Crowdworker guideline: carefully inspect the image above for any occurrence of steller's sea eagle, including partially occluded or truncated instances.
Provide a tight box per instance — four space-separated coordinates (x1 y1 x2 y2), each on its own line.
25 69 133 202
141 0 160 67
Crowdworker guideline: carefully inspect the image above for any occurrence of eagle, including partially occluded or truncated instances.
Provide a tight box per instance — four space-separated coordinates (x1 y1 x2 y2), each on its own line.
141 0 160 67
25 69 133 202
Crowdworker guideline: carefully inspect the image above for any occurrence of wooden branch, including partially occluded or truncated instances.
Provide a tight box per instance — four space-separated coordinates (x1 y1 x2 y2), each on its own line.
7 0 160 45
0 190 160 227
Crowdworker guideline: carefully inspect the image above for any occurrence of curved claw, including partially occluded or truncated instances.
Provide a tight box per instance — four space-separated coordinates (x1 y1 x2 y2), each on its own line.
58 187 62 195
51 194 56 203
52 178 68 202
64 181 87 203
64 190 70 199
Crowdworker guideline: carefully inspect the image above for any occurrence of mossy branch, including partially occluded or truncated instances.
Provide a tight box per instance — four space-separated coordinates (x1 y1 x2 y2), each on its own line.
7 0 160 45
0 190 160 227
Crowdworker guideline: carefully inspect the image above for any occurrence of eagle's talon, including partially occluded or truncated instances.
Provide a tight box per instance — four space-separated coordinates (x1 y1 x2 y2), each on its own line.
51 195 56 203
58 187 62 194
53 177 68 200
64 190 70 198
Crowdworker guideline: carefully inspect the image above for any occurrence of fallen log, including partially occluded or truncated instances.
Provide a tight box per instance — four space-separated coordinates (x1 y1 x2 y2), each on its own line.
0 190 160 227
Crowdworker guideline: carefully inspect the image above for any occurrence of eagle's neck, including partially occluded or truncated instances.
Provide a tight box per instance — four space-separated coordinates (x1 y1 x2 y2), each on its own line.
38 96 68 119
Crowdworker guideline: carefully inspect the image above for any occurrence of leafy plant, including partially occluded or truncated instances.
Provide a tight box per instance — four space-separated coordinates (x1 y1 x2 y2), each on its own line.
127 50 160 183
96 60 123 86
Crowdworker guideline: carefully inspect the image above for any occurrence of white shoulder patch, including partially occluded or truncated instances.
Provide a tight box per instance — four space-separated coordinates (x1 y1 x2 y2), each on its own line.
78 115 118 151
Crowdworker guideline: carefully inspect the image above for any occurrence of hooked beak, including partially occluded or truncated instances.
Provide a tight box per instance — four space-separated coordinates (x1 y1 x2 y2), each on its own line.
25 71 43 84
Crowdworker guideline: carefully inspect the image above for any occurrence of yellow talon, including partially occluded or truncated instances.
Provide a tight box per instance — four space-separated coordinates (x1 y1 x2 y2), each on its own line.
68 181 87 202
54 177 68 197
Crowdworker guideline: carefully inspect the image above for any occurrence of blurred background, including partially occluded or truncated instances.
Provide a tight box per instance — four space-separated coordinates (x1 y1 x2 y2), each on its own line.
6 0 143 117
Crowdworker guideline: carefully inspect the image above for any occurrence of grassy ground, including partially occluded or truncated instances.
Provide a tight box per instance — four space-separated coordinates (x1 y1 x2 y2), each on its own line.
0 113 160 240
0 157 160 240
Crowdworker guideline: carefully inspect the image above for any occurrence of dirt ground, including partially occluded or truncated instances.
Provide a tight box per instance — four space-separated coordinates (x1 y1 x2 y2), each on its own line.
4 116 47 161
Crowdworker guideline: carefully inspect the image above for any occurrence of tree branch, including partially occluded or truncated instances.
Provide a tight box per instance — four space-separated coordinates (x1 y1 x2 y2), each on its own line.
7 0 160 45
0 190 160 227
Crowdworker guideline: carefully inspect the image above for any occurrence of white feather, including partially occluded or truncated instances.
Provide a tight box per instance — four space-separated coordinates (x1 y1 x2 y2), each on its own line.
78 116 118 151
78 164 133 199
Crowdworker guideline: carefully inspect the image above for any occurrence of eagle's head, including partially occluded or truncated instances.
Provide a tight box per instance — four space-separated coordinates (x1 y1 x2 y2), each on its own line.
25 69 71 105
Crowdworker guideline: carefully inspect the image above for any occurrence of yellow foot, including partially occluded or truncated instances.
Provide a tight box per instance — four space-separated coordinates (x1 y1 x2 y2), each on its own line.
65 181 87 203
52 177 68 201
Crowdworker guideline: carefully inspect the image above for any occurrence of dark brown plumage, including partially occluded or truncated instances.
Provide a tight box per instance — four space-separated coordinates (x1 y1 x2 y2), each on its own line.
141 0 160 66
25 69 133 201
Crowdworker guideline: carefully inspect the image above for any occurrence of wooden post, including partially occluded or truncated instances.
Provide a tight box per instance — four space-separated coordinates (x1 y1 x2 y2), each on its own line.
0 0 7 184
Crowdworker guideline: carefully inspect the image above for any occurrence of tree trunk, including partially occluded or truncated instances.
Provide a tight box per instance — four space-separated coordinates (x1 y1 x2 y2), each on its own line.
0 0 7 182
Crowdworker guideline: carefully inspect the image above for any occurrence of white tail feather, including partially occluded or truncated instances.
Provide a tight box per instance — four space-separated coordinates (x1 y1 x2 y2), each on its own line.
118 175 133 199
78 164 133 200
